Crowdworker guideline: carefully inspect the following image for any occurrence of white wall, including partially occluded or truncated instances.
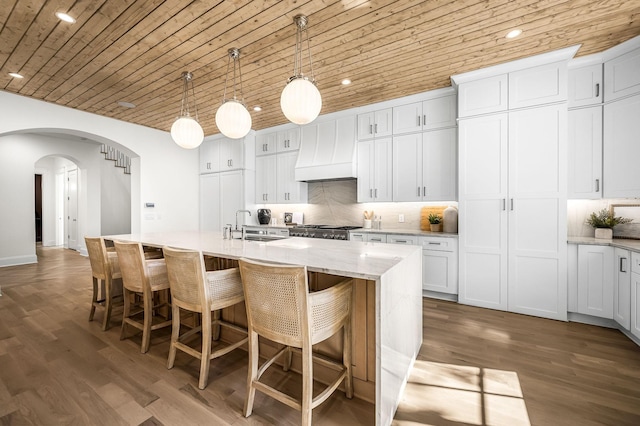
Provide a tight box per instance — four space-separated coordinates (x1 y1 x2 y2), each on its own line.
100 157 131 235
0 90 199 266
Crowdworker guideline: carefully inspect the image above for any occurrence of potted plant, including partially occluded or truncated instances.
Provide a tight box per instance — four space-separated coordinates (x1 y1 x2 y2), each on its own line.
586 208 632 239
428 213 442 232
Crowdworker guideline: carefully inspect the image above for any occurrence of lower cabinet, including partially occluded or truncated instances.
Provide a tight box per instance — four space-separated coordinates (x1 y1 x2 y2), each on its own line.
614 248 631 329
632 252 640 339
420 236 458 295
577 245 614 319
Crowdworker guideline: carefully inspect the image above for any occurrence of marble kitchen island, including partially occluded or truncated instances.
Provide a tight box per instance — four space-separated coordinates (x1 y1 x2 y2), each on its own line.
104 231 423 426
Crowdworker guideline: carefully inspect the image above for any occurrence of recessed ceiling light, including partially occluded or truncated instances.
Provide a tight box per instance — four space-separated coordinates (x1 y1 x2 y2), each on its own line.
117 101 136 108
9 72 24 79
506 29 523 39
253 106 262 112
341 78 352 85
55 12 76 23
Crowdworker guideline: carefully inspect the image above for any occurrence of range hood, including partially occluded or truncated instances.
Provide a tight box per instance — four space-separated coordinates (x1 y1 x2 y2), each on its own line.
294 117 357 182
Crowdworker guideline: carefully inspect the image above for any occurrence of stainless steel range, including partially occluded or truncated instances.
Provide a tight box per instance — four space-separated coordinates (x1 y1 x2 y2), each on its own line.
289 225 361 240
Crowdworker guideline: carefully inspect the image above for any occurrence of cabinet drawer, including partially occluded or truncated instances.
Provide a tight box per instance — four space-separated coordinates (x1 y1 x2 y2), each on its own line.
387 235 418 245
420 236 456 252
367 234 388 243
632 252 640 274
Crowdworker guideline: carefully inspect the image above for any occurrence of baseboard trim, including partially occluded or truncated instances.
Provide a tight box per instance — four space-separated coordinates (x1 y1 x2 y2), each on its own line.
0 255 38 267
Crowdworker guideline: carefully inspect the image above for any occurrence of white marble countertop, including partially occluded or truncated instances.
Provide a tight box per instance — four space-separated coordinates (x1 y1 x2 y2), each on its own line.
350 227 459 238
104 231 421 281
568 236 640 252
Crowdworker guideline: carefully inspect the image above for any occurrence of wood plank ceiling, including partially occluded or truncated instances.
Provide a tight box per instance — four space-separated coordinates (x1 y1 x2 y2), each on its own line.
1 0 639 136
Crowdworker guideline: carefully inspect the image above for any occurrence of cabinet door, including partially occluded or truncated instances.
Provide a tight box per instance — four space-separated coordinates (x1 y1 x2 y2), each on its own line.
614 248 631 329
357 140 374 202
255 155 276 203
374 108 393 137
220 170 244 230
603 94 640 198
199 140 220 173
393 102 422 135
423 95 457 130
458 114 508 310
392 133 422 202
568 106 602 199
277 151 307 203
632 272 640 339
423 127 457 201
577 245 614 319
366 233 387 243
509 62 567 109
373 137 393 201
357 112 375 140
200 173 220 231
219 137 244 170
508 105 567 321
349 232 365 242
458 74 508 118
422 251 456 294
568 63 603 107
256 132 277 156
604 47 640 101
278 127 300 152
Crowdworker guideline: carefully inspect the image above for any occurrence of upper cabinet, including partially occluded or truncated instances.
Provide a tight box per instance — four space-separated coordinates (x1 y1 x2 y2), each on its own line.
568 63 603 107
255 132 277 156
200 135 251 174
357 138 393 202
392 95 457 135
357 108 392 140
508 61 567 109
458 74 508 118
604 45 640 102
568 106 602 199
256 127 300 156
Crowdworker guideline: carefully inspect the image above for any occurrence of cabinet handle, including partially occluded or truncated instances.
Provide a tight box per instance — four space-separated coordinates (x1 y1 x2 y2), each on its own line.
417 186 421 197
502 198 506 211
374 123 378 133
428 242 442 245
423 186 426 197
510 198 514 211
369 124 373 134
595 83 600 98
417 116 420 126
370 188 373 198
396 240 408 243
595 179 600 192
375 188 378 198
423 114 426 126
621 257 628 273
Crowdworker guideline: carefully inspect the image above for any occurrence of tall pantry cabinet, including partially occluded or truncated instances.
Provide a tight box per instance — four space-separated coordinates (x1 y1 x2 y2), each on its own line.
453 48 575 321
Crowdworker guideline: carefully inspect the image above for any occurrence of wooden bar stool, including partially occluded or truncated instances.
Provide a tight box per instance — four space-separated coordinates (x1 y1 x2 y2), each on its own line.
163 247 248 389
85 236 123 331
238 258 353 426
114 241 172 353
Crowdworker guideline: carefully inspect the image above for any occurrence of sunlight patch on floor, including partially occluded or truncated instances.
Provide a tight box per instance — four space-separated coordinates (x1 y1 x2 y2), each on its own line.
392 360 531 426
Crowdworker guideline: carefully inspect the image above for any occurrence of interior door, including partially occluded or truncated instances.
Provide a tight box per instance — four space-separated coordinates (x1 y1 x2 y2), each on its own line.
55 171 65 246
66 168 78 250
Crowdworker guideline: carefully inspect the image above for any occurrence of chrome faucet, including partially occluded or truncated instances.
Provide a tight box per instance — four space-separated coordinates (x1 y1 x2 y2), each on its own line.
231 210 251 239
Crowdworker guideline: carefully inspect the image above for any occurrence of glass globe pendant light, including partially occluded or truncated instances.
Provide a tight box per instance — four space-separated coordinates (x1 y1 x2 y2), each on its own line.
170 71 204 149
280 14 322 125
215 48 252 139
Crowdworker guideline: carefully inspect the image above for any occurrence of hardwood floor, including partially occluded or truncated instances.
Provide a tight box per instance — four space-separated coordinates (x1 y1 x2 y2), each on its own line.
1 246 639 425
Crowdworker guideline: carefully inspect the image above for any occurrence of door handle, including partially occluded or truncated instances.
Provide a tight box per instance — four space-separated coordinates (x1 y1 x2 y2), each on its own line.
595 179 600 192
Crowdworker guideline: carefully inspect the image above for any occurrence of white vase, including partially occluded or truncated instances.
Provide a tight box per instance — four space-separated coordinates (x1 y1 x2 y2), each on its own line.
594 228 613 239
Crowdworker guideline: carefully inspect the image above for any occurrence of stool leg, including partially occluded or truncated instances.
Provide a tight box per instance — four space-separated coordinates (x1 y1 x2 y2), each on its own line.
89 276 99 321
344 320 353 399
212 309 221 341
120 288 131 340
198 311 213 390
244 330 259 417
102 276 112 331
141 290 153 353
283 346 293 372
167 304 181 369
302 345 313 426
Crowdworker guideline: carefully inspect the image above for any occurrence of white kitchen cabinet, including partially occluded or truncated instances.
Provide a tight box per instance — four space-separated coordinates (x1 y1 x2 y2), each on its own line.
387 235 418 245
631 252 640 339
568 106 602 199
392 95 457 135
357 138 392 202
604 46 640 102
349 232 365 242
276 151 307 203
458 104 567 321
603 94 640 198
255 155 276 203
458 74 508 118
392 128 456 202
200 136 246 173
200 170 246 232
577 245 614 319
509 62 567 109
420 236 458 295
255 132 277 156
568 63 603 107
357 108 392 140
276 127 300 152
614 248 631 329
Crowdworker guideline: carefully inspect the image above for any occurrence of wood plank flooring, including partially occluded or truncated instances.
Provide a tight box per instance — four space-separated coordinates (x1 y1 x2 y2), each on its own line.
1 246 639 425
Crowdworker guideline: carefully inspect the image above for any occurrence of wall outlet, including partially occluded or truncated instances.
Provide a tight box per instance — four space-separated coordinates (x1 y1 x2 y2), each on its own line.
398 214 405 223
